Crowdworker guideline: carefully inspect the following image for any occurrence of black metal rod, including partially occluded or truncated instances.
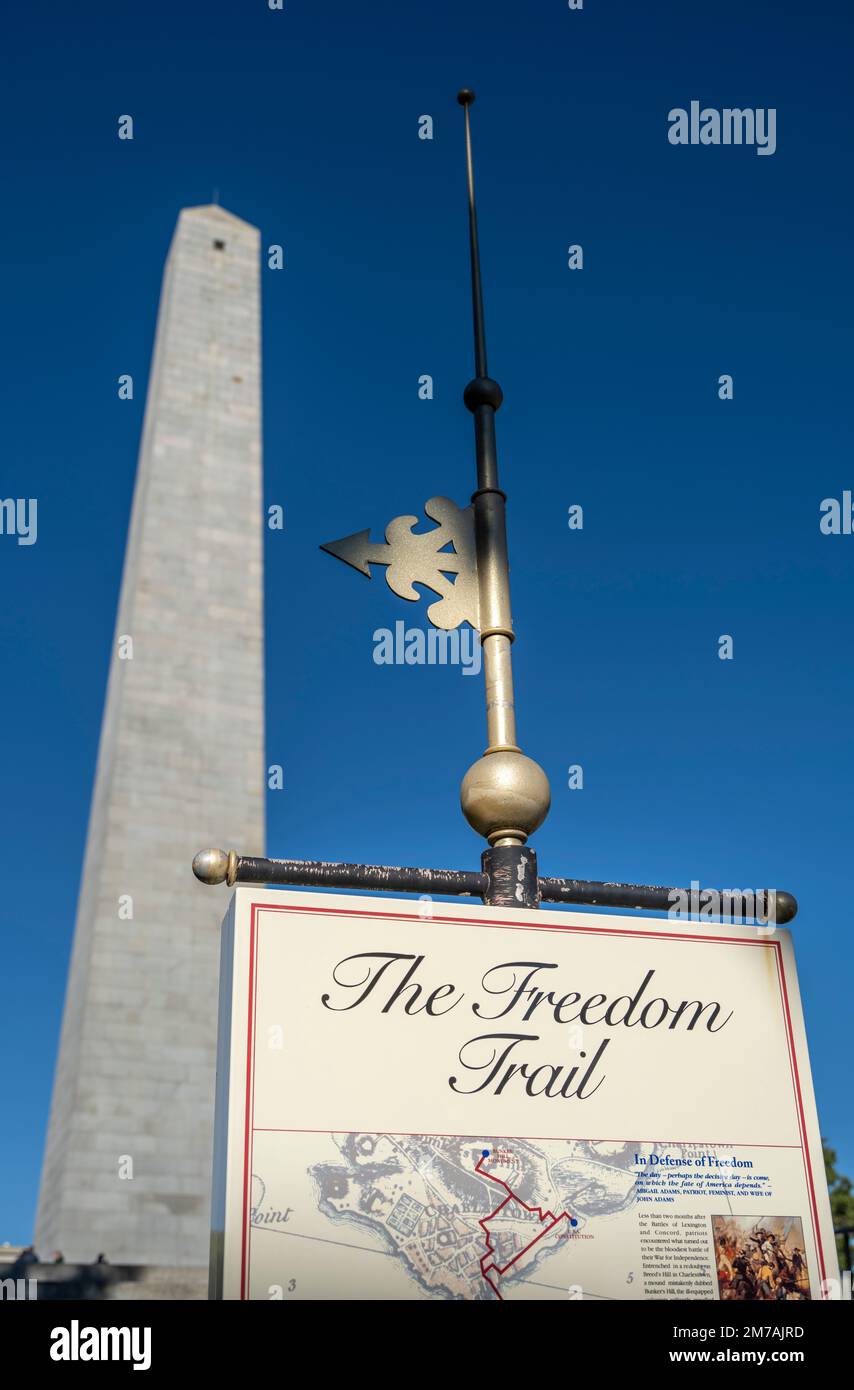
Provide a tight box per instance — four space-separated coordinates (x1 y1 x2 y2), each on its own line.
214 853 797 924
459 88 488 380
235 855 487 900
539 877 798 925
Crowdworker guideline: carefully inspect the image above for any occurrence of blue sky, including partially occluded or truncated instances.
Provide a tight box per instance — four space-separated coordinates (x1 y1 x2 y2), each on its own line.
1 0 852 1242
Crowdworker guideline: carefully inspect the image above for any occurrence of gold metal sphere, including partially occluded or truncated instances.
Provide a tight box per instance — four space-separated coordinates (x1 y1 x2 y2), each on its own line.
192 848 229 885
460 751 551 845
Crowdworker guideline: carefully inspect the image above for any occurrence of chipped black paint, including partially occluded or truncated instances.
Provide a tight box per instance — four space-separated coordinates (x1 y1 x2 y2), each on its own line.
236 855 487 899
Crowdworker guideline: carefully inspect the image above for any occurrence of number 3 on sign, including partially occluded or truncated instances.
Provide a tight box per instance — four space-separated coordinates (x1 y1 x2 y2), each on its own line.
267 1279 297 1300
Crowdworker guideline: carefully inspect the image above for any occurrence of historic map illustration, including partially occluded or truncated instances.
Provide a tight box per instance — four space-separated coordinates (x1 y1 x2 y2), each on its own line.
250 1132 652 1300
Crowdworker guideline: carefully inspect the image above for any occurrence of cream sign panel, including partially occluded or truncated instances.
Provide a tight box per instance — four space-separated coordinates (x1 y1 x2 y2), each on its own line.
210 888 836 1303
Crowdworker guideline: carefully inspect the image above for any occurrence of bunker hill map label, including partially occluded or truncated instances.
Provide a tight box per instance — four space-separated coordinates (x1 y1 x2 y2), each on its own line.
208 888 836 1301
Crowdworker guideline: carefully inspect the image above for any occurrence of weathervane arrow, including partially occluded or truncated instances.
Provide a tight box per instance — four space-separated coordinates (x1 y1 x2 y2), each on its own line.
318 529 385 578
321 495 480 631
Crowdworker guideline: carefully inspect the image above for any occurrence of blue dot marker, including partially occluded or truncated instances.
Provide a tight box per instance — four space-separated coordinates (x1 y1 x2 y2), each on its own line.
570 1218 578 1227
482 1149 490 1158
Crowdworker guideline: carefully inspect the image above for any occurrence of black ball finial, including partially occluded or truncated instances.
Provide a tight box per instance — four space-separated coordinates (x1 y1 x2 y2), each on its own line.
770 890 798 925
457 89 475 106
464 377 503 413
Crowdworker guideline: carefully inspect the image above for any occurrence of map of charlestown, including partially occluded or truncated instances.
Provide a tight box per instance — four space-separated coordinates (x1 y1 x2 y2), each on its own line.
297 1133 647 1300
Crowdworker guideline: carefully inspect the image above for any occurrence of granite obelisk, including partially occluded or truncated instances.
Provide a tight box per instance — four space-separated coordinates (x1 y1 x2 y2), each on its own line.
35 205 265 1274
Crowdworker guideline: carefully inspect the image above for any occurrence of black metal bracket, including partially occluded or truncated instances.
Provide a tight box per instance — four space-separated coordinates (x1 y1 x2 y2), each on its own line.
195 847 797 925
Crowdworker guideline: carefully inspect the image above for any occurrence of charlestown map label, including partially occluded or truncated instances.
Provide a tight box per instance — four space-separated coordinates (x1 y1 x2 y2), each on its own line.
209 888 837 1302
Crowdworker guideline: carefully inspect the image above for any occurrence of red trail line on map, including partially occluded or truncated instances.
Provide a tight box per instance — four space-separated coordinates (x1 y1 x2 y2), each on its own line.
475 1154 577 1300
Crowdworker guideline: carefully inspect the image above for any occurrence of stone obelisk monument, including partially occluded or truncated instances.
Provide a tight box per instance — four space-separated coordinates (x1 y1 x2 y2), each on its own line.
35 205 265 1279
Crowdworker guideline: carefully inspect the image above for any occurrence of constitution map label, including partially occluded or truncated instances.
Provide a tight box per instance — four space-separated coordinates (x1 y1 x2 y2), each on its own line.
209 888 836 1301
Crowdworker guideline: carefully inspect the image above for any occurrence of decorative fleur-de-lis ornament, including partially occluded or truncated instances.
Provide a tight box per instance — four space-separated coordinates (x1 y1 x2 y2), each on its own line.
321 496 479 631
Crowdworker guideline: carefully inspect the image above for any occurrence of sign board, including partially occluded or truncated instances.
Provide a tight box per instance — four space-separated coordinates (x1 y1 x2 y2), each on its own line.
209 887 837 1301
